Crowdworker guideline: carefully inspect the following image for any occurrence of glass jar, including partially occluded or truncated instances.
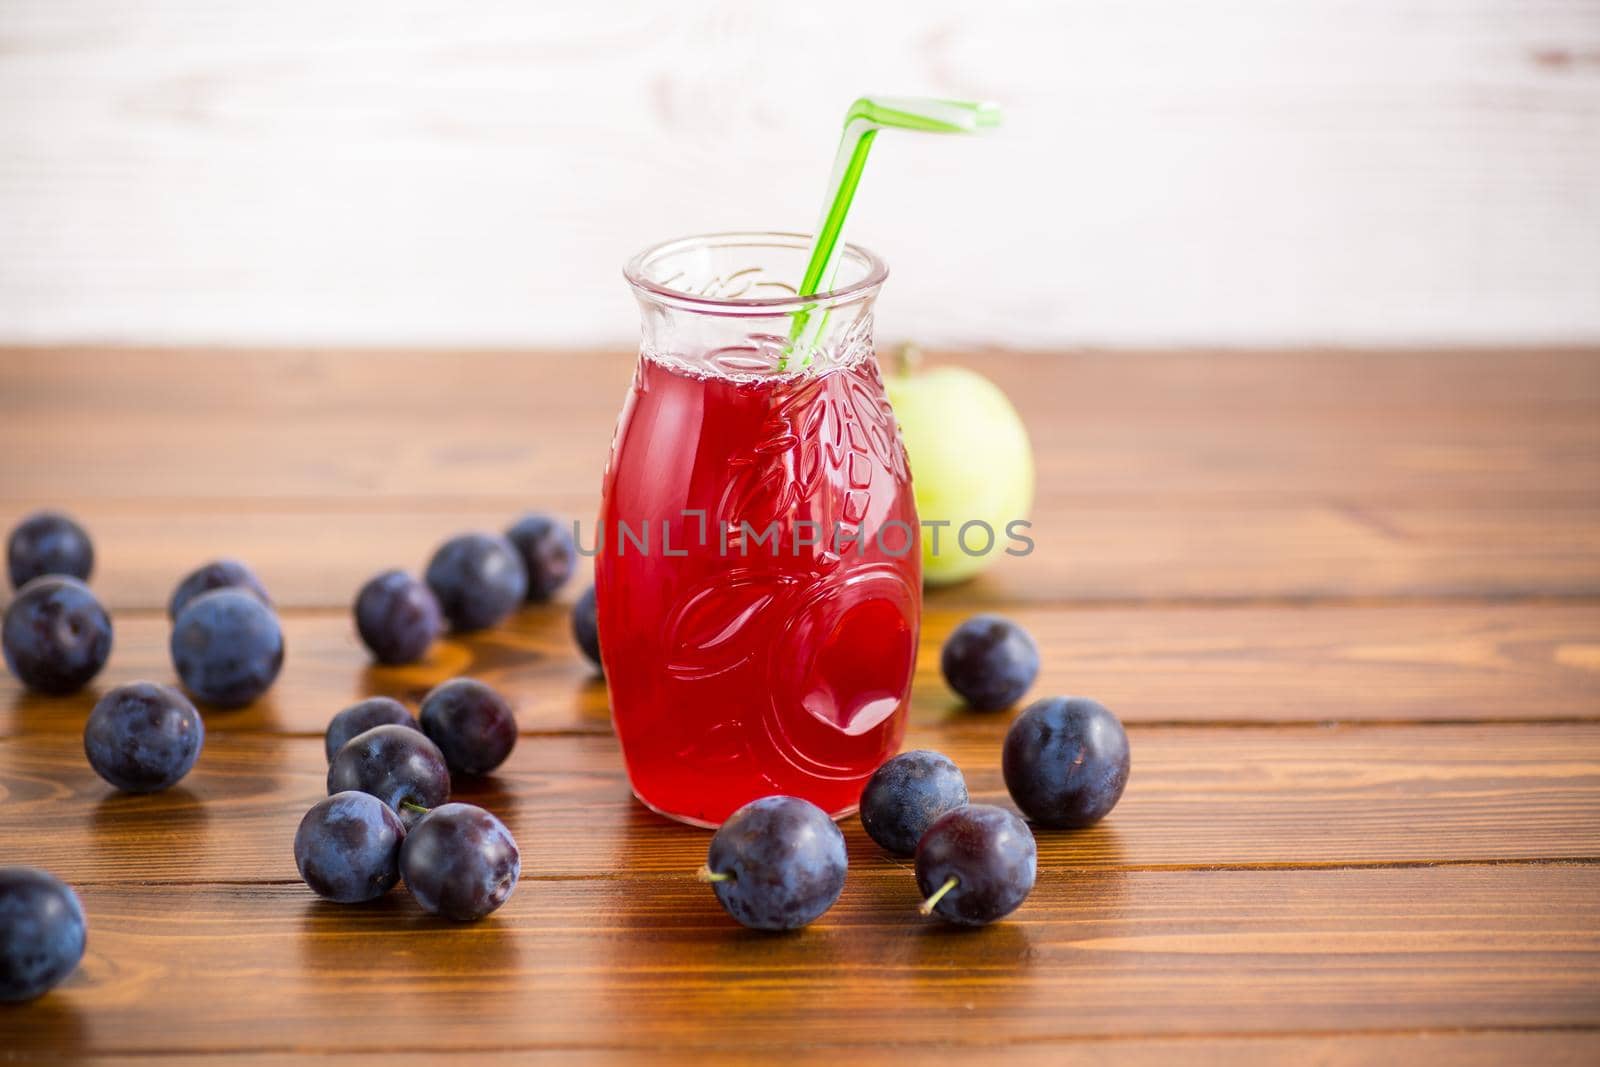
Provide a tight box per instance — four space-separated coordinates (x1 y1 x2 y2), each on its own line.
596 232 921 826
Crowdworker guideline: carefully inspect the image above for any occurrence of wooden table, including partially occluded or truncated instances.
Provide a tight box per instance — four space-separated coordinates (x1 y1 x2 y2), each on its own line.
2 347 1597 1064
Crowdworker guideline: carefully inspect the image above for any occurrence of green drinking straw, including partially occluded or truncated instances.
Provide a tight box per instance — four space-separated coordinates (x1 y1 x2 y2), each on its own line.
784 96 1001 368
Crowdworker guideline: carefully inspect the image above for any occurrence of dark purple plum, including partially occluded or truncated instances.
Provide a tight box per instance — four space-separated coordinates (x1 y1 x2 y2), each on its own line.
940 614 1039 711
294 791 407 904
83 683 203 793
505 513 578 602
915 804 1037 926
400 803 520 921
419 678 516 777
7 511 93 589
700 795 847 931
327 723 450 826
424 533 527 633
571 584 601 670
859 750 969 856
2 576 112 695
353 569 442 665
167 559 271 621
1002 696 1130 829
170 588 284 709
0 867 86 1002
324 696 418 763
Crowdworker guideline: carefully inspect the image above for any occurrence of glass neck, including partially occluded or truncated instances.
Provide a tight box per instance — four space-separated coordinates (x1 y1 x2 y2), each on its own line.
635 294 878 378
624 232 887 379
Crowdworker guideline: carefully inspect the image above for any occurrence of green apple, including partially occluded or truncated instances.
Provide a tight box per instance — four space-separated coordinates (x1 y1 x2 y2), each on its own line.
883 346 1035 586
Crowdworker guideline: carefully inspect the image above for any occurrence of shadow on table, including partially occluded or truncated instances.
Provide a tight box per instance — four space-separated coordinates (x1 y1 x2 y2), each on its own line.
0 994 89 1056
88 785 214 872
294 892 522 988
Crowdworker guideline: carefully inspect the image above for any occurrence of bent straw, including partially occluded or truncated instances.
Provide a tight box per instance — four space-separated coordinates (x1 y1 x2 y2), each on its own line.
784 96 1001 367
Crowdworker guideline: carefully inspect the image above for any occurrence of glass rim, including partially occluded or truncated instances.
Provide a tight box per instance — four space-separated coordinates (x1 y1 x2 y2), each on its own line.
623 231 888 313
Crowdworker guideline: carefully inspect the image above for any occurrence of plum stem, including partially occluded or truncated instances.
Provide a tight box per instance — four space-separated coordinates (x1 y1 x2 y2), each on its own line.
400 801 432 816
696 865 733 884
919 875 958 915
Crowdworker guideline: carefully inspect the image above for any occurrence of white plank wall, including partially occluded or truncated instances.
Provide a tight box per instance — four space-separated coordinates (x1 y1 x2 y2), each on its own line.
1 0 1597 348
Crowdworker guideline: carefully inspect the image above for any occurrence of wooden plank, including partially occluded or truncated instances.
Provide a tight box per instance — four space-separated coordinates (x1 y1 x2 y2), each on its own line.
3 348 1596 504
3 497 1598 609
2 866 1596 1056
2 725 1597 884
4 347 1596 606
35 1033 1600 1066
6 603 1598 737
2 2 1599 348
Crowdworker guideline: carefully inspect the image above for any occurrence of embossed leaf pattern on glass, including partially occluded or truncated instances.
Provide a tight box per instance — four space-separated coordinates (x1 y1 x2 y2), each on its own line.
848 359 911 482
664 569 799 681
713 343 899 566
714 372 829 547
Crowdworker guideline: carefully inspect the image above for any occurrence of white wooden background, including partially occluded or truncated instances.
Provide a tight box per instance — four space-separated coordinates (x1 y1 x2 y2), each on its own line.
1 0 1597 348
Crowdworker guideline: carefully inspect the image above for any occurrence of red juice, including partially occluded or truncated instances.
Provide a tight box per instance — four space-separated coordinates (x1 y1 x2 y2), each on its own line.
596 350 921 826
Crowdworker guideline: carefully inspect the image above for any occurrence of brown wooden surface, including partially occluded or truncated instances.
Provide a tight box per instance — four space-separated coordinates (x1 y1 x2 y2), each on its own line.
1 347 1598 1062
